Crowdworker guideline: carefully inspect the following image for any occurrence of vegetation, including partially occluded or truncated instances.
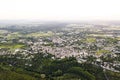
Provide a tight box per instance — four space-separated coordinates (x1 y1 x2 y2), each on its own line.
27 31 54 38
0 67 36 80
0 22 120 80
0 53 119 80
86 38 96 43
0 43 26 50
96 50 111 55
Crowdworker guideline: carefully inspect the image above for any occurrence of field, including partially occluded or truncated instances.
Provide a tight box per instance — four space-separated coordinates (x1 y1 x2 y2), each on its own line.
26 31 54 37
0 43 26 50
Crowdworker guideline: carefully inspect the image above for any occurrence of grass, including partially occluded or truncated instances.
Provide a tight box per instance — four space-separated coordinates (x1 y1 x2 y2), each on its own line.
27 31 54 37
96 50 111 55
116 37 120 40
0 43 26 50
89 34 113 37
5 32 23 40
0 31 54 39
0 30 8 34
86 38 96 43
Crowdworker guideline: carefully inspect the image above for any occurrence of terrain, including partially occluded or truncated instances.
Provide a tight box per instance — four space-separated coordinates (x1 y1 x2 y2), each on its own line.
0 21 120 80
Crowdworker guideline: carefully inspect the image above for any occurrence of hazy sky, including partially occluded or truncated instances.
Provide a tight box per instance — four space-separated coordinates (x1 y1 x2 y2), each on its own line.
0 0 120 21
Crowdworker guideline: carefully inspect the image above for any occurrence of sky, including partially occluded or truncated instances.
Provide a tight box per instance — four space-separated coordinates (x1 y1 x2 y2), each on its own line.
0 0 120 21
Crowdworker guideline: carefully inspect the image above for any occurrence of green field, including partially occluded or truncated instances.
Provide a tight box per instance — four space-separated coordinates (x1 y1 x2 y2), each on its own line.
27 31 54 37
96 50 111 55
86 38 96 43
0 43 26 50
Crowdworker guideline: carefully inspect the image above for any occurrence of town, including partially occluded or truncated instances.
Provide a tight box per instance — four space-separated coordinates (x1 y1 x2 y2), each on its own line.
0 22 120 70
0 22 120 79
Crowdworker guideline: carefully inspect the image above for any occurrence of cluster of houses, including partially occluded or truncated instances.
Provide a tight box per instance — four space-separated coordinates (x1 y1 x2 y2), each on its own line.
0 24 120 72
